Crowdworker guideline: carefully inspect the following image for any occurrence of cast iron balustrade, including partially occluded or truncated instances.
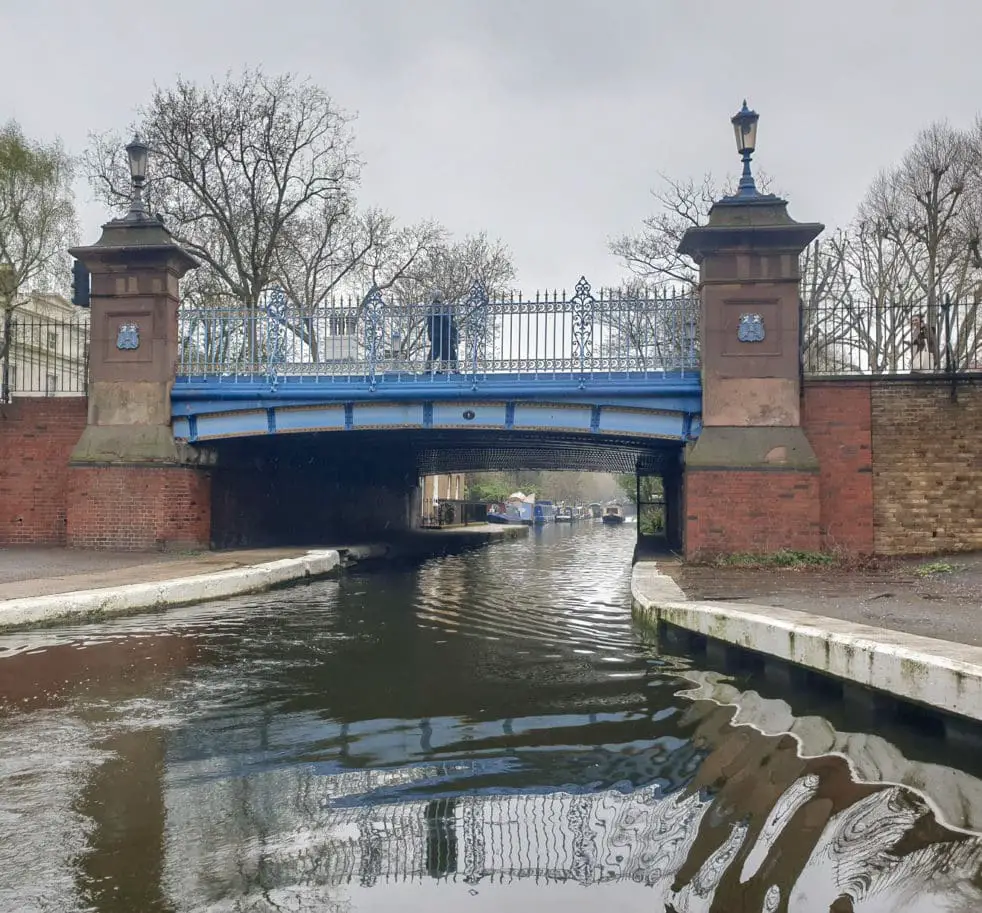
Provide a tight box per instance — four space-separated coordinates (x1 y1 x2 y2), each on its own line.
175 279 701 390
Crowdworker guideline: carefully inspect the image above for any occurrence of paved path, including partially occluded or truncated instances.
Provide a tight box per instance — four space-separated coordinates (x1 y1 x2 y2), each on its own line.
0 547 312 601
659 553 982 648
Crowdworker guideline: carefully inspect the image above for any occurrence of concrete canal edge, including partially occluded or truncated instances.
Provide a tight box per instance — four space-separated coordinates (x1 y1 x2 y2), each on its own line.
0 526 529 632
0 550 342 631
631 559 982 724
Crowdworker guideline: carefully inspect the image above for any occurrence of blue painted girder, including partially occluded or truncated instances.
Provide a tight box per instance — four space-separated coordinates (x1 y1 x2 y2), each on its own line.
171 371 703 445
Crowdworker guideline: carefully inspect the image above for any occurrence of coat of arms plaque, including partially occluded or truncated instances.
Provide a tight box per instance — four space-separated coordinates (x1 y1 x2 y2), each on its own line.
116 323 140 350
737 313 765 343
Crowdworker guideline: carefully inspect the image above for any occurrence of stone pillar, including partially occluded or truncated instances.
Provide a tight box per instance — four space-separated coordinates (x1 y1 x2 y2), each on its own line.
66 215 213 550
678 192 823 558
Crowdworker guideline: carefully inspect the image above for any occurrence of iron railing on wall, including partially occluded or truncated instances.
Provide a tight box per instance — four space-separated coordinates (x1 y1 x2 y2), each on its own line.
176 281 701 386
802 298 982 376
0 313 90 401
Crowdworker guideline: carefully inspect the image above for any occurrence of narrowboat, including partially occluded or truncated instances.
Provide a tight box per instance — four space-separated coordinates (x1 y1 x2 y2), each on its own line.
505 492 536 525
555 505 575 522
487 509 521 524
601 504 626 525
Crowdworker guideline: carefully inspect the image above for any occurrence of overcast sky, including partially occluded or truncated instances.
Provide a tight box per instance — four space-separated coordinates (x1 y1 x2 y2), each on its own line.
3 0 982 291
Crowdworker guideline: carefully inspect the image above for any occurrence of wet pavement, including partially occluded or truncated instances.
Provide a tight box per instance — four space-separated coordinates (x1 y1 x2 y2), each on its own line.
662 552 982 647
1 524 982 911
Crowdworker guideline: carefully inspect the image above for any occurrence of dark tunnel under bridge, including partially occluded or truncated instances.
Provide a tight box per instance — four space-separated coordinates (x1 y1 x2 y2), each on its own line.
205 428 684 550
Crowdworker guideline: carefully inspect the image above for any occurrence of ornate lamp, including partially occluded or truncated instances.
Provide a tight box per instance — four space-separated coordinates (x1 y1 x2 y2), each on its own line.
731 100 760 198
125 135 150 219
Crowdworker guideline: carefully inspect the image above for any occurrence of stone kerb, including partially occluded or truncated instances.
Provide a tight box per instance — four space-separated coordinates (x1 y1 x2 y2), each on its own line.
0 550 341 630
631 561 982 723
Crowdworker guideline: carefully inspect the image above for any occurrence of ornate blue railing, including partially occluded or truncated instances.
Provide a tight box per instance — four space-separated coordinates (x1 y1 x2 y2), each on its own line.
176 279 700 390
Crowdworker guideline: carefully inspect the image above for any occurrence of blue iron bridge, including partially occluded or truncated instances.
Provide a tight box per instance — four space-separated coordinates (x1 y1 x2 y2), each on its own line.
172 279 703 461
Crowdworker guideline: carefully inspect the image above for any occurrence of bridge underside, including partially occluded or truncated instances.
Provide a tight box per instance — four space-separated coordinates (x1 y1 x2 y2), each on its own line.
207 428 681 476
204 428 683 549
176 380 699 548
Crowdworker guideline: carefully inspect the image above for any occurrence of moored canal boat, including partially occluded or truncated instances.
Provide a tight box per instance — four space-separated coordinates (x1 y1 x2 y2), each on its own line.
601 504 625 525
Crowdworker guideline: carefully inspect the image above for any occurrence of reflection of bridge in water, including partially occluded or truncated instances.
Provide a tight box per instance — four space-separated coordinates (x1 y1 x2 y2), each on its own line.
163 764 710 893
161 735 982 911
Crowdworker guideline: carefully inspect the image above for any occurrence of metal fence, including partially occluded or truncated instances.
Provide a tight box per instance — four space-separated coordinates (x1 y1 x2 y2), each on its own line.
802 298 982 376
18 293 982 397
0 312 89 401
176 280 701 386
421 499 489 528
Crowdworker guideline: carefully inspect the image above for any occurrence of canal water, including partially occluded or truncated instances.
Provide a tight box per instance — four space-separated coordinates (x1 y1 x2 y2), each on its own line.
1 523 982 912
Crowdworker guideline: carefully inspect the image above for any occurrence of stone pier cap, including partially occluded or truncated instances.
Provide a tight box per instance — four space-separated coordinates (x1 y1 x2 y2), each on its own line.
677 194 824 262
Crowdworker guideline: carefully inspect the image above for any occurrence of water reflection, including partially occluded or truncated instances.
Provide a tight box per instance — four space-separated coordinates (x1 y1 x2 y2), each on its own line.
682 671 982 835
0 522 980 911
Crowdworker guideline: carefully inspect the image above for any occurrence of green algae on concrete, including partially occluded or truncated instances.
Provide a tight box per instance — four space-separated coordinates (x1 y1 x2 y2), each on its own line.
631 558 982 723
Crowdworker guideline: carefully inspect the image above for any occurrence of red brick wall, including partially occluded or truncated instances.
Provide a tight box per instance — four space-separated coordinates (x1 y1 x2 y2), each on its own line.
685 469 821 558
0 398 88 545
66 465 211 551
801 380 875 554
688 378 982 558
869 379 982 555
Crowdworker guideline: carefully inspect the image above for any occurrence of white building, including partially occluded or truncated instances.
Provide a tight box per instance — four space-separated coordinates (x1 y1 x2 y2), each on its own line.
1 293 89 399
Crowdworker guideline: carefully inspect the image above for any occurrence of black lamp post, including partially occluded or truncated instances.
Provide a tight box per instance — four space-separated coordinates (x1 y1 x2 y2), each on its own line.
731 100 760 198
0 260 15 403
125 135 150 219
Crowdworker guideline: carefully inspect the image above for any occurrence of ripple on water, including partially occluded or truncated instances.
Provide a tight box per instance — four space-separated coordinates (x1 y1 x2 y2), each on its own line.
1 523 982 911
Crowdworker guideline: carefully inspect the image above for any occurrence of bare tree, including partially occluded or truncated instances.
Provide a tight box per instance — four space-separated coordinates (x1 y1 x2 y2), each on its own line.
382 232 516 303
862 122 978 324
272 200 444 360
377 232 518 368
86 70 518 378
596 277 698 372
798 232 869 372
609 173 722 291
610 172 778 292
613 123 982 377
84 68 360 314
840 220 921 372
244 229 516 375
